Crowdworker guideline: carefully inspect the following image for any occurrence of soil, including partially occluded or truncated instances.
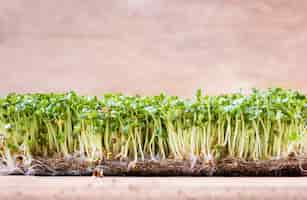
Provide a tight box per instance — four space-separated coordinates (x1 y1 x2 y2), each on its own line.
2 156 307 177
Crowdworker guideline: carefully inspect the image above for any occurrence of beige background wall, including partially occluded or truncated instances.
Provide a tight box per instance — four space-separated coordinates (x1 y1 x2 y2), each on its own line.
0 0 306 97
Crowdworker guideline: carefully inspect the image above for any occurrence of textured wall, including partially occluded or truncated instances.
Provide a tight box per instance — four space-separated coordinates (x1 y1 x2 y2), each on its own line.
0 0 306 96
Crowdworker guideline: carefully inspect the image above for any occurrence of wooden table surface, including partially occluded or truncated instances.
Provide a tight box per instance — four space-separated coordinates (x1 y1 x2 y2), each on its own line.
1 177 307 200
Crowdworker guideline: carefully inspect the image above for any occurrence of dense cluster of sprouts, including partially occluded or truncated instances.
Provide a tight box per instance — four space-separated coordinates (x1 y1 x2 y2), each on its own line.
0 88 306 163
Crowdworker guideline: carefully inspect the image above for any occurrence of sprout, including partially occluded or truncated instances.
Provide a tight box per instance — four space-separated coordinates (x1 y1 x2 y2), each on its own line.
0 88 305 162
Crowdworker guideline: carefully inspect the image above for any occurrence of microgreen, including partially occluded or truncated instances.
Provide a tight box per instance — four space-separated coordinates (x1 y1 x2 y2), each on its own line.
0 88 305 162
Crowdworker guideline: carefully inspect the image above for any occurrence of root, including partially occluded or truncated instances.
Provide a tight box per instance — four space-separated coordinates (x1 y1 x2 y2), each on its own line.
0 155 306 176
